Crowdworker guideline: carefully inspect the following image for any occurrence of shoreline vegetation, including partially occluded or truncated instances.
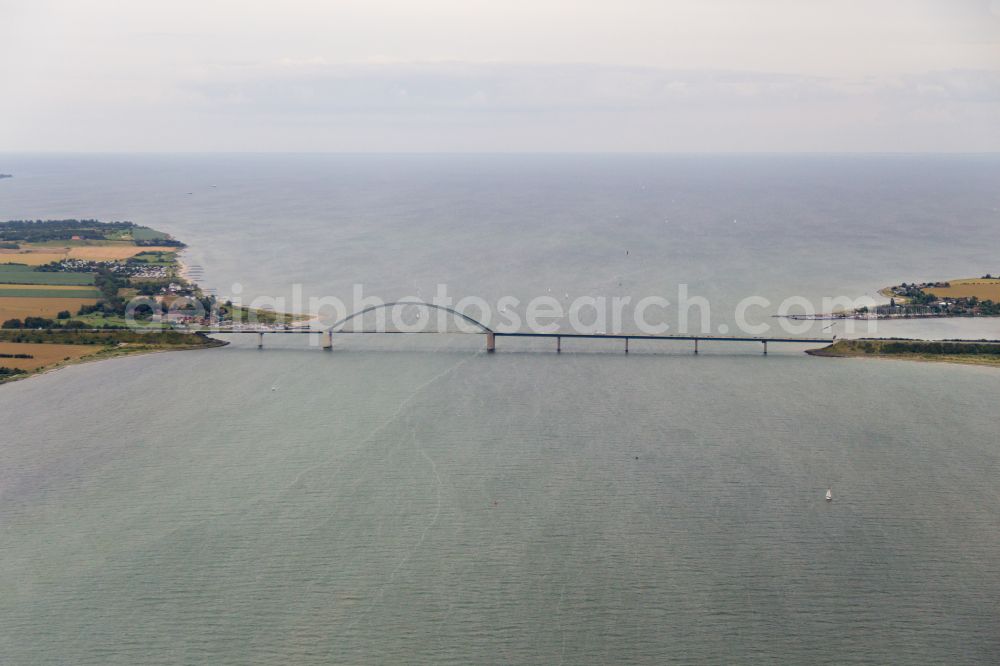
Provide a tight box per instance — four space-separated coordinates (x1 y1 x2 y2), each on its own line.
2 219 999 381
807 339 1000 368
0 219 301 384
0 329 227 383
794 274 1000 368
782 275 1000 321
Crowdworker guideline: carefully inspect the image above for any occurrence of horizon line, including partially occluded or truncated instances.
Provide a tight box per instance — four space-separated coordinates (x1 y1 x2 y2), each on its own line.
2 150 1000 157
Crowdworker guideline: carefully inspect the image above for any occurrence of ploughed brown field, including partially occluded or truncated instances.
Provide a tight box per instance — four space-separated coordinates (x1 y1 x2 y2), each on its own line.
0 296 99 321
926 278 1000 301
0 341 98 371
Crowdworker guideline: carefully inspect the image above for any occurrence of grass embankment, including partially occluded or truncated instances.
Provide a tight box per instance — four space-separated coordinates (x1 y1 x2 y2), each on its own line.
807 339 1000 368
225 304 306 325
0 329 226 384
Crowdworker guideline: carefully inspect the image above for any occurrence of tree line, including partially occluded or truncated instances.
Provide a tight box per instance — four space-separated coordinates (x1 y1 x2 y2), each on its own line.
0 219 134 242
3 317 88 330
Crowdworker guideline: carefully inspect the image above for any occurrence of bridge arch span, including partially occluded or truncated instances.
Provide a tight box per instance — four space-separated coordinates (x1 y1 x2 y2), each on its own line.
325 301 493 334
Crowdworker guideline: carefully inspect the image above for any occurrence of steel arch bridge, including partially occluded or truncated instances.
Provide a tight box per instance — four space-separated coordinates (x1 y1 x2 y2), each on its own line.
194 300 834 354
324 301 494 334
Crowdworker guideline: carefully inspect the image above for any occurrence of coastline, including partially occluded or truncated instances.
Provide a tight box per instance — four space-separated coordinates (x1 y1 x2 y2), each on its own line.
785 276 1000 322
807 339 1000 369
5 222 998 382
0 219 309 386
0 335 229 386
176 248 309 326
809 350 1000 369
176 250 194 283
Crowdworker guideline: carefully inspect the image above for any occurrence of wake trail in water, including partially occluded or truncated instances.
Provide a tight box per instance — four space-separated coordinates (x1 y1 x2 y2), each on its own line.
362 430 444 605
279 352 476 496
330 356 466 644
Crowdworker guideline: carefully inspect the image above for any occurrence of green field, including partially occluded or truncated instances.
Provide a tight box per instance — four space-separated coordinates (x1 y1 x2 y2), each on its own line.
129 251 177 265
0 288 101 298
0 266 96 285
132 226 170 241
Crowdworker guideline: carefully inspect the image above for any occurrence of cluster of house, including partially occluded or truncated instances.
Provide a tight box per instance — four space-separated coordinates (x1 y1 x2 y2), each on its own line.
862 280 998 318
888 281 949 293
150 311 216 326
147 292 213 327
149 308 289 330
59 258 171 279
161 282 195 295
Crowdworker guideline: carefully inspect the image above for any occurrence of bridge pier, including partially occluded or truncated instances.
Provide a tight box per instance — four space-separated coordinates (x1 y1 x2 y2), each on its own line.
762 340 767 355
625 338 629 354
322 330 333 351
486 332 495 353
257 332 264 349
556 336 561 353
694 338 699 354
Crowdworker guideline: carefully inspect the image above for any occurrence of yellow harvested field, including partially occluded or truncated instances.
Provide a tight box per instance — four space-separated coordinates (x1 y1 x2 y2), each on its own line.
0 341 98 371
0 244 177 264
926 278 1000 301
68 246 177 260
0 297 98 321
0 252 68 265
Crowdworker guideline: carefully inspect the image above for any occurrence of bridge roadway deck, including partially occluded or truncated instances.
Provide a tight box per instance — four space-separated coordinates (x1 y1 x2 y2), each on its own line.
193 329 834 344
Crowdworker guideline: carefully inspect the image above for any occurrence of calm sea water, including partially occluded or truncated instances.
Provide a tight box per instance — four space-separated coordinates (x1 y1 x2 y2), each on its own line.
1 154 999 663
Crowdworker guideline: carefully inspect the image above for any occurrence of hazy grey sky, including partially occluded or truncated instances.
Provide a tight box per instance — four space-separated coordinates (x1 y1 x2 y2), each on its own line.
2 0 999 151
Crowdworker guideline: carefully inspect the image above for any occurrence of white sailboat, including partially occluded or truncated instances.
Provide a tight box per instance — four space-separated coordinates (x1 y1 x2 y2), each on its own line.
825 488 833 501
